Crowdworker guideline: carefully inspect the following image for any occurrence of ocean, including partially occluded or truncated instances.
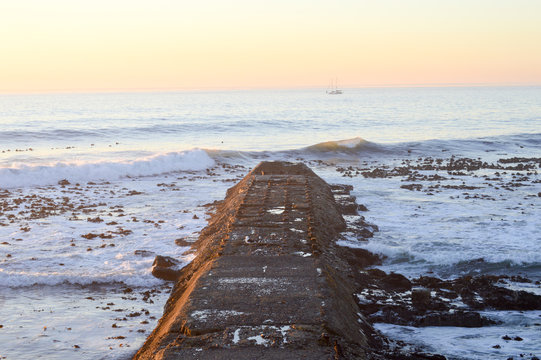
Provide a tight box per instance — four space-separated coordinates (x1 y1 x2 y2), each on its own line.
0 87 540 359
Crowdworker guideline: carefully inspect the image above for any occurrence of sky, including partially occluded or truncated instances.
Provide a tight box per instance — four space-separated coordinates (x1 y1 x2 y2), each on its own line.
1 0 540 93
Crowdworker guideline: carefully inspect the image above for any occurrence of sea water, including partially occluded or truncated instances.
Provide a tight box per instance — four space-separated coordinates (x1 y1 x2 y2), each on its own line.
0 87 540 359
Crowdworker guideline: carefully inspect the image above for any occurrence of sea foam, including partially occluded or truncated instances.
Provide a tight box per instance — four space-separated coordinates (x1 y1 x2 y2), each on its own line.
0 149 214 188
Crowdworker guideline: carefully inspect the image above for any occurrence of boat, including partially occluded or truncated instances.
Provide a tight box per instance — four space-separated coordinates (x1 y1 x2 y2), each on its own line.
326 78 343 94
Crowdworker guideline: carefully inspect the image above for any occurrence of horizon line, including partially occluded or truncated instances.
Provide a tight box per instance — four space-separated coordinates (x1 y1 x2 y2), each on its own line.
1 82 540 96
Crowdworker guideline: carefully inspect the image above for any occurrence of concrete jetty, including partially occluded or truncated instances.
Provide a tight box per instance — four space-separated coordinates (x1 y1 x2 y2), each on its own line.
134 162 375 359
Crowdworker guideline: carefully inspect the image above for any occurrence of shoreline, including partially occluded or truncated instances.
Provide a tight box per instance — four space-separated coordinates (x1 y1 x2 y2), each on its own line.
1 154 539 359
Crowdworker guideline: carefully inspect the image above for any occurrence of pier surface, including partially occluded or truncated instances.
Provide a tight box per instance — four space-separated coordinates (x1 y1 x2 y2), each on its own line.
134 162 373 359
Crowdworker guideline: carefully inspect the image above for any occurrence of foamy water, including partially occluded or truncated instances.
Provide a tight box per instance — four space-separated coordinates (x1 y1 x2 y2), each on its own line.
0 87 540 359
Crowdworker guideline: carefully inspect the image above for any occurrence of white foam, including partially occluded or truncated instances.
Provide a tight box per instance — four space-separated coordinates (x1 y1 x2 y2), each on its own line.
0 149 214 188
375 311 541 360
0 170 220 288
232 328 241 344
247 334 269 346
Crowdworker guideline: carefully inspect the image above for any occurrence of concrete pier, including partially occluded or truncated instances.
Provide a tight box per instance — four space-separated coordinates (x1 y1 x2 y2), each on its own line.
134 162 374 359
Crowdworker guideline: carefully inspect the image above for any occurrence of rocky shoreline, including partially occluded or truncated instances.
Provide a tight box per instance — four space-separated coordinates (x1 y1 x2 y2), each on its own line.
138 161 540 360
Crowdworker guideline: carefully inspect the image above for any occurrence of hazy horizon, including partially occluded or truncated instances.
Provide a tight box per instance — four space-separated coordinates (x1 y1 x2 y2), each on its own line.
1 0 540 94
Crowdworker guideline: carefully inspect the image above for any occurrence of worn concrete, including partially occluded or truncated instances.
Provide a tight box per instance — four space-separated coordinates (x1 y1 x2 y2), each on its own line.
134 162 374 359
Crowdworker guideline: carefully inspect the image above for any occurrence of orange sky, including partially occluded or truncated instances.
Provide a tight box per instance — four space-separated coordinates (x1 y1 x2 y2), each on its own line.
1 0 540 93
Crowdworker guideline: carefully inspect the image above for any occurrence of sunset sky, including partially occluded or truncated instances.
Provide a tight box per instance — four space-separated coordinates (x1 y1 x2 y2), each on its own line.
1 0 540 93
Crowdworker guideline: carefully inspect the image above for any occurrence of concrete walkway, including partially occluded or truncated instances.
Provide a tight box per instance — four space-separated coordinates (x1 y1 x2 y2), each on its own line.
134 162 372 359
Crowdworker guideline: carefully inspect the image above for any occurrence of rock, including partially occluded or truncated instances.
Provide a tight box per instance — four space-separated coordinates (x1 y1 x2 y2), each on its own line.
58 179 70 186
382 272 412 291
348 217 378 238
151 255 182 281
345 248 382 268
415 311 495 327
152 255 178 268
411 287 431 309
152 267 182 281
357 204 369 212
409 352 447 360
401 183 423 191
134 250 155 257
330 184 353 195
335 195 359 215
174 237 192 247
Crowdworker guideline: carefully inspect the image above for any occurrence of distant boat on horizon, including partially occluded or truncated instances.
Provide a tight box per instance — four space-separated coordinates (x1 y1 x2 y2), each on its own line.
326 78 343 95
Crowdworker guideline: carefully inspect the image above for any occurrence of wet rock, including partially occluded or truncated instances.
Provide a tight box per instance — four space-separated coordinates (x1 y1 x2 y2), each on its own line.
401 183 423 191
357 204 369 212
330 184 354 195
411 287 431 309
415 311 495 327
347 216 378 239
382 272 412 291
134 250 155 257
174 237 192 247
450 275 541 310
344 247 383 268
336 195 360 215
151 255 182 281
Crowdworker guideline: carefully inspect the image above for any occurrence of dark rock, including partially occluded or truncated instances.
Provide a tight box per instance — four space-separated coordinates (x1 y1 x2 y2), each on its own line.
344 248 382 268
151 267 182 281
409 352 447 360
134 250 155 257
415 311 495 327
330 184 353 195
335 195 359 215
357 204 369 212
401 183 423 191
382 272 412 291
411 287 431 309
348 217 378 238
151 255 182 281
152 255 178 268
174 237 192 247
416 276 445 289
58 179 70 186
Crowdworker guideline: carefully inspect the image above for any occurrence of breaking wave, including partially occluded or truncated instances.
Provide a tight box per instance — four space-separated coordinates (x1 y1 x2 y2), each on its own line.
305 137 383 153
297 133 541 158
0 149 214 188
